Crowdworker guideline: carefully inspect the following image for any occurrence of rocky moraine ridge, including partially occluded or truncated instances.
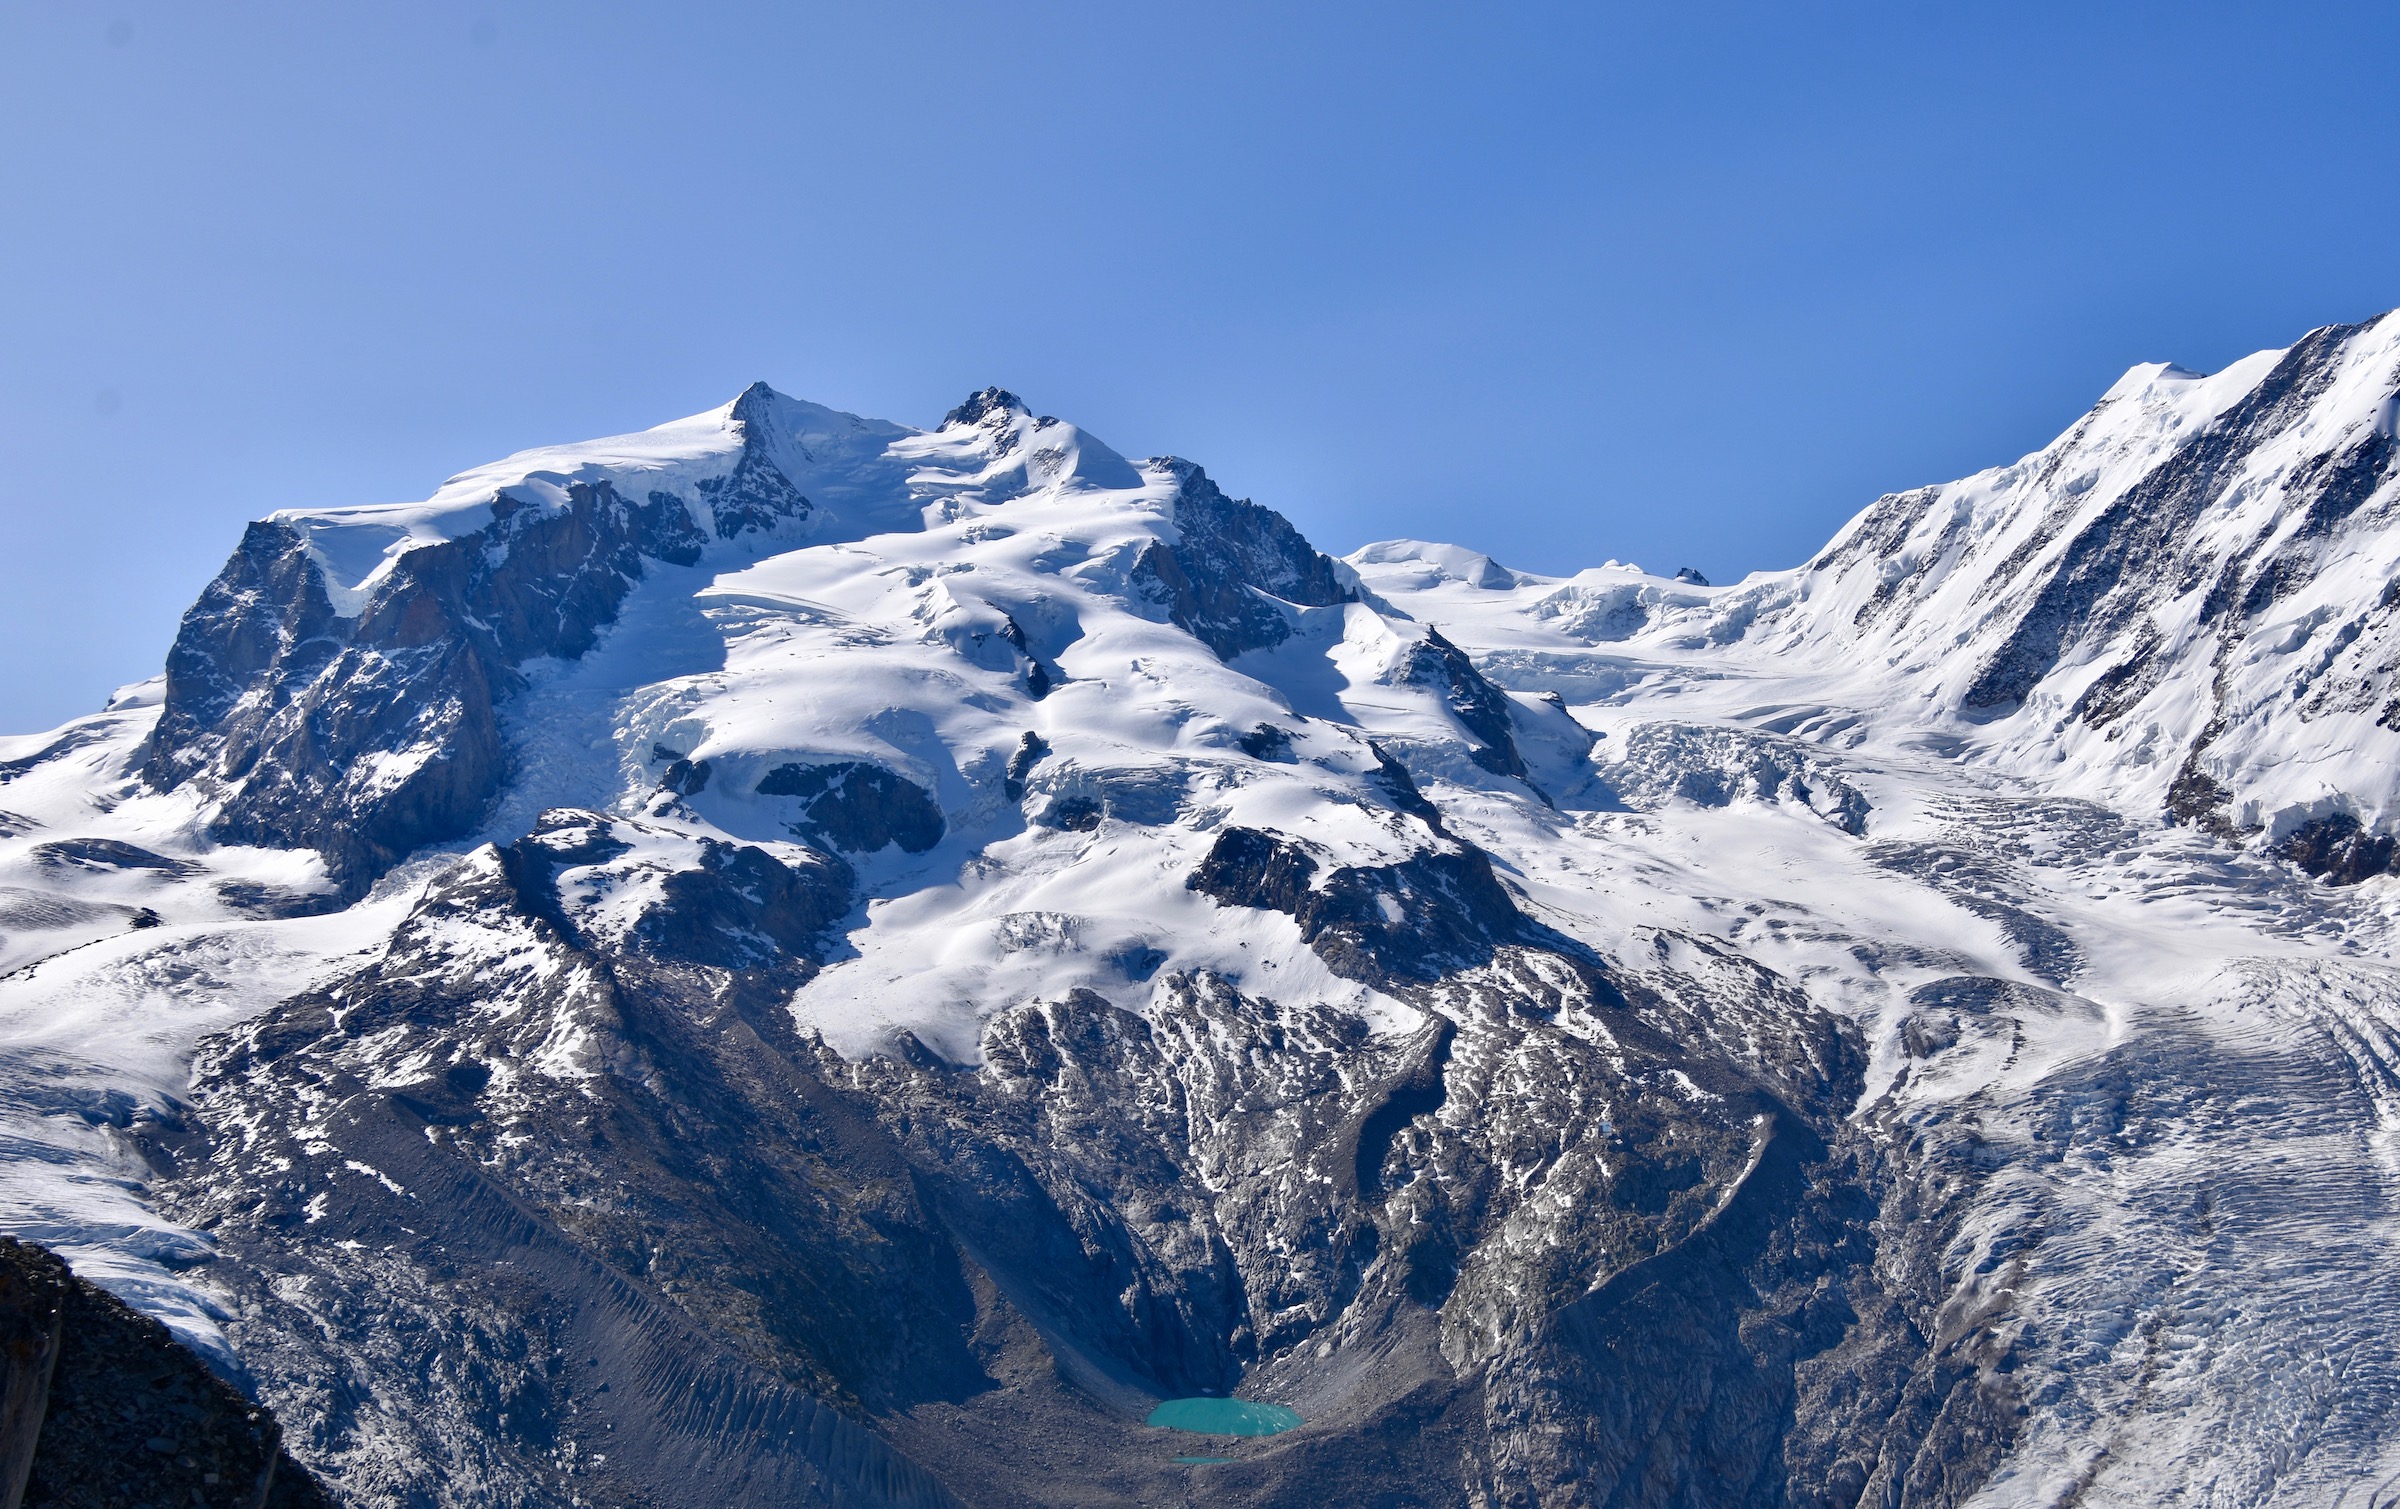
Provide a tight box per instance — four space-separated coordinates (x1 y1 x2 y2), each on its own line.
0 315 2398 1507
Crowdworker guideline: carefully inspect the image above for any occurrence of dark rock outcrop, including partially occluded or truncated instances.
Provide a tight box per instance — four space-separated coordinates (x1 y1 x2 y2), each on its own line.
942 388 1026 435
1000 733 1047 804
0 1236 330 1509
1187 826 1529 984
2278 811 2399 885
28 838 195 875
756 763 946 855
1398 626 1530 780
657 749 714 797
1131 460 1354 660
505 810 855 969
1235 724 1294 762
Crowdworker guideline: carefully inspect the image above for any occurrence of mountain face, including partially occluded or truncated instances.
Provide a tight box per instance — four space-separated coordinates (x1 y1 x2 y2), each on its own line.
1 316 2398 1507
1719 316 2400 878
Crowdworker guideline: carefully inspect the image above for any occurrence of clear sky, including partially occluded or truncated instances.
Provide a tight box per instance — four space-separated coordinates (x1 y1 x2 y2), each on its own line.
2 2 2395 733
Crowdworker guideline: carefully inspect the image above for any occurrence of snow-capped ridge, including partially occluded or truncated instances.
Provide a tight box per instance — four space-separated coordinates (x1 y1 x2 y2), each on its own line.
896 386 1144 500
271 382 796 610
2097 359 2208 405
1362 308 2400 881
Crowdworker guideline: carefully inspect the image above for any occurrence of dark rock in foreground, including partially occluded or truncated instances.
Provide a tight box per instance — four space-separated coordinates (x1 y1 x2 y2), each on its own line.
0 1236 329 1509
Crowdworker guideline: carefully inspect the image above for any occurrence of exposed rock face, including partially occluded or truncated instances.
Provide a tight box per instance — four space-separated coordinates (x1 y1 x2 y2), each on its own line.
158 816 962 1508
941 388 1028 434
29 838 195 875
158 792 1901 1509
2276 810 2397 885
756 763 946 855
1187 825 1532 983
141 401 808 898
505 810 855 968
1399 628 1532 780
1133 459 1355 660
700 383 818 538
0 1236 330 1509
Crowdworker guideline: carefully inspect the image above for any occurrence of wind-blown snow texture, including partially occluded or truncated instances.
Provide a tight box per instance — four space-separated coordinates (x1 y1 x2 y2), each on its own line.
2 316 2399 1506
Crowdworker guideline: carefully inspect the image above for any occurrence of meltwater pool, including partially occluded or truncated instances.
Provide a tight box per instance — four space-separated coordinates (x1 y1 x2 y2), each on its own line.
1145 1398 1303 1437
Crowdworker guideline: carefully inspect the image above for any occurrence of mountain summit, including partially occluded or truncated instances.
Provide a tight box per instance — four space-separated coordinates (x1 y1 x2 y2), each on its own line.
2 316 2399 1507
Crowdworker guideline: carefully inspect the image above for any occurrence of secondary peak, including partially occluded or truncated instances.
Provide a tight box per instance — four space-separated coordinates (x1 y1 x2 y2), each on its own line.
943 387 1029 428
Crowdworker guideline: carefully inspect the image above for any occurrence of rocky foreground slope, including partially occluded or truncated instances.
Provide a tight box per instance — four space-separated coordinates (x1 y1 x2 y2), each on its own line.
0 313 2397 1506
0 1235 329 1508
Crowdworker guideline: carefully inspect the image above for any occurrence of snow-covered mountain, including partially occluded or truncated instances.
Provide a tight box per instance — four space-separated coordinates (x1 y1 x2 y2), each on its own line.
1520 313 2400 878
1 312 2398 1508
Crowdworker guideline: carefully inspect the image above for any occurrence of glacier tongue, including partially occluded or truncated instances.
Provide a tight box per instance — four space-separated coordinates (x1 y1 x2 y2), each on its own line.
0 326 2397 1505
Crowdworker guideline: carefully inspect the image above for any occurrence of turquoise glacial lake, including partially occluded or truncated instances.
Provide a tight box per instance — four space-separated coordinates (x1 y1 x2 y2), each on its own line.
1146 1398 1303 1437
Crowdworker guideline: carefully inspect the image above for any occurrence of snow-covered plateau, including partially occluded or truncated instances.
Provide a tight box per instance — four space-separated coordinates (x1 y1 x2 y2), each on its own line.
3 313 2400 1507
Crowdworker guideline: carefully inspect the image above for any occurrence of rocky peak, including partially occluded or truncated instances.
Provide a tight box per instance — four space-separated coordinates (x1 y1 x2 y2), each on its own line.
726 379 784 425
699 385 814 541
137 392 833 895
1131 460 1356 660
940 387 1028 429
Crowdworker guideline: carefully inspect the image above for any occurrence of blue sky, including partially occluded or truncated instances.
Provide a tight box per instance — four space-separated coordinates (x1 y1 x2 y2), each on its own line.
2 1 2395 732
